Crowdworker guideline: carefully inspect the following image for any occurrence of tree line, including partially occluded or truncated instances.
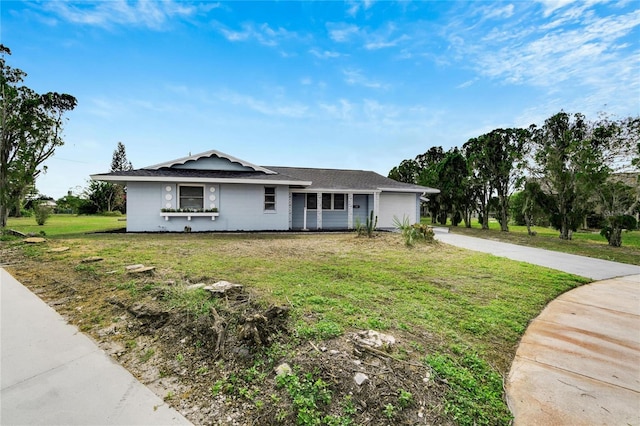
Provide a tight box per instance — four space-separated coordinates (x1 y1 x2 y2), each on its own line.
388 112 639 247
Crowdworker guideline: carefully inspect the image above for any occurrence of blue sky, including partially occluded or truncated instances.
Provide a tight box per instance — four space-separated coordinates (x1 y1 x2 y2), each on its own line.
2 0 639 199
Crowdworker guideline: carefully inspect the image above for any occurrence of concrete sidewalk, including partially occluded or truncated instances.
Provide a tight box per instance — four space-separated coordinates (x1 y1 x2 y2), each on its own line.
433 228 640 425
0 268 192 426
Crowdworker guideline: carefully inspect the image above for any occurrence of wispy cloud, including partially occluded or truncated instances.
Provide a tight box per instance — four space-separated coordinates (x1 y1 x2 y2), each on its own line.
309 48 343 59
216 22 298 47
43 0 218 30
327 23 360 42
342 69 389 89
346 0 375 17
328 21 410 50
446 2 640 114
218 90 309 118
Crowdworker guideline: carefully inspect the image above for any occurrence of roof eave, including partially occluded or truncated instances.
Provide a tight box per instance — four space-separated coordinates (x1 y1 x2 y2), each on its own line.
91 174 311 186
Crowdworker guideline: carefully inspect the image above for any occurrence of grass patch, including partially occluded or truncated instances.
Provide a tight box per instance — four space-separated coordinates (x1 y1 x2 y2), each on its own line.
1 215 592 424
4 214 125 237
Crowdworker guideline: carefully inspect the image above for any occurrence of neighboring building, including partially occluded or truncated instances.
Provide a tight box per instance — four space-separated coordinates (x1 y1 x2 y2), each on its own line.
91 150 439 232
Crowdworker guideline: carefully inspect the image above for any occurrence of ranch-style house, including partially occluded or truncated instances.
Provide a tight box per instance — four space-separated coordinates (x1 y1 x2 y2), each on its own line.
91 150 439 233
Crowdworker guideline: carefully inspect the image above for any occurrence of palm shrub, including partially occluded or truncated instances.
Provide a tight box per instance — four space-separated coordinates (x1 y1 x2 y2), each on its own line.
393 216 434 246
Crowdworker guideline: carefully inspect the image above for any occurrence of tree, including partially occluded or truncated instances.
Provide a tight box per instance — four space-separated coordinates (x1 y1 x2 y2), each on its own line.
111 141 133 172
435 148 470 226
416 147 446 224
389 146 446 224
0 45 77 227
530 112 615 240
464 128 529 232
597 180 638 247
85 180 124 213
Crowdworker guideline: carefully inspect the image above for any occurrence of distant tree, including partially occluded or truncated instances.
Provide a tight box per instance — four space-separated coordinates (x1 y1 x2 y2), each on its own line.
530 112 617 240
510 180 549 235
0 45 77 227
389 146 446 224
85 180 123 213
86 142 133 213
435 148 469 226
464 128 529 232
110 141 133 172
416 147 446 224
597 180 638 247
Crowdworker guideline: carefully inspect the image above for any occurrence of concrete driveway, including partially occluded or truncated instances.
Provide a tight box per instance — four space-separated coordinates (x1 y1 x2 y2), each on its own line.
434 228 640 425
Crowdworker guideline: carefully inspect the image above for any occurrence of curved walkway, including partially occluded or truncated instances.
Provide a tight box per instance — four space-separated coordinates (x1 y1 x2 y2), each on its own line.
434 228 640 425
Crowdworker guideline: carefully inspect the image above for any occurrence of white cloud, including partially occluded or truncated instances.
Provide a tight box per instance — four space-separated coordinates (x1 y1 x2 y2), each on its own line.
43 0 217 30
327 23 360 42
218 91 309 118
484 4 515 19
309 48 343 59
346 0 375 17
342 69 389 89
216 22 297 47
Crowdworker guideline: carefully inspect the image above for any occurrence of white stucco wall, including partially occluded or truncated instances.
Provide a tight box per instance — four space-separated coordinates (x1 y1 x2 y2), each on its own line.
126 182 290 232
377 192 419 228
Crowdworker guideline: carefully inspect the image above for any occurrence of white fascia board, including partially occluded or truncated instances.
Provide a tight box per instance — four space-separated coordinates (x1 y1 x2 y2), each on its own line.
291 189 381 194
378 187 440 194
91 175 311 186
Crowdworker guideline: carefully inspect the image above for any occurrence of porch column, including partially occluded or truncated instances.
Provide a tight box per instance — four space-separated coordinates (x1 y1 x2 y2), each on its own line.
316 193 323 230
288 192 293 230
347 193 354 229
373 192 380 226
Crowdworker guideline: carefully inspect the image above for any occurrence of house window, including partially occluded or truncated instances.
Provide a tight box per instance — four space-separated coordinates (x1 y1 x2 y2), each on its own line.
320 193 346 210
264 187 276 211
179 185 204 210
306 193 318 210
322 193 332 210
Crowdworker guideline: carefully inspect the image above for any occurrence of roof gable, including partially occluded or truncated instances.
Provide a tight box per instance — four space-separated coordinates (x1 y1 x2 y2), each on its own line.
144 149 277 175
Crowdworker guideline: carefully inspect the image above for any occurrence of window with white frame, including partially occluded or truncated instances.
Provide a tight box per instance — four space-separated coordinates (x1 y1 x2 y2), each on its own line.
179 185 204 209
313 193 346 211
306 193 318 210
264 187 276 211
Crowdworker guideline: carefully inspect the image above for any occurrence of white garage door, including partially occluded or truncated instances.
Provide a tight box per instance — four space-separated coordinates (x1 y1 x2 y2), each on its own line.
378 193 417 228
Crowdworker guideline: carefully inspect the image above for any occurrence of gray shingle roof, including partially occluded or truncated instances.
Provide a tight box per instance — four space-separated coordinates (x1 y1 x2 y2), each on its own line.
266 166 438 193
92 165 438 194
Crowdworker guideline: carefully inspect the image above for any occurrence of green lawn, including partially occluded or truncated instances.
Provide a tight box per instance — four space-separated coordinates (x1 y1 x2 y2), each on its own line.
2 215 592 425
4 214 126 237
422 218 640 265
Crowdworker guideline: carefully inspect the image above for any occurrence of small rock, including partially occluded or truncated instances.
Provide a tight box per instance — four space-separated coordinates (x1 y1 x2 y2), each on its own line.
126 264 145 270
203 281 243 297
353 360 362 366
354 330 396 349
128 266 155 273
275 363 292 377
320 346 327 352
49 247 70 252
24 237 46 244
354 372 369 386
329 350 340 355
81 256 103 263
